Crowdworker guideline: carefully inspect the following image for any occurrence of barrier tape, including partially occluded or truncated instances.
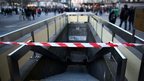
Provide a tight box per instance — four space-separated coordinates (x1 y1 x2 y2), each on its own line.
0 42 143 48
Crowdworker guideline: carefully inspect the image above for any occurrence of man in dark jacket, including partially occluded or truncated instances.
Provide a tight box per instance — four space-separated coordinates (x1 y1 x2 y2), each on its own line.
128 6 135 31
119 4 129 30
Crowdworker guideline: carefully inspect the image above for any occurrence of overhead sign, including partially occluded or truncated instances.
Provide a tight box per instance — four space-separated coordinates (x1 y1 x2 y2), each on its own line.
69 36 86 41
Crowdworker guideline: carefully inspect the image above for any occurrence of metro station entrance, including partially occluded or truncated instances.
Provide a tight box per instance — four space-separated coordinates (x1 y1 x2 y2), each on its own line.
0 12 143 81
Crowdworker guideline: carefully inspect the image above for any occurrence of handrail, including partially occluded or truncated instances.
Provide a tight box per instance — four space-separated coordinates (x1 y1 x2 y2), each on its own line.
92 14 144 42
65 12 93 15
89 13 143 81
7 40 33 81
92 16 133 42
0 13 67 81
0 13 66 41
91 14 144 53
88 47 127 81
110 47 127 81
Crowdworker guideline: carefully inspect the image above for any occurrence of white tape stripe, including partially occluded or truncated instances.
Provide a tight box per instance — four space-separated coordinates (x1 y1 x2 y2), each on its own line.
18 42 27 45
65 43 77 47
100 43 110 47
115 43 124 47
5 42 12 45
81 43 93 47
34 43 44 47
49 43 60 47
134 43 144 46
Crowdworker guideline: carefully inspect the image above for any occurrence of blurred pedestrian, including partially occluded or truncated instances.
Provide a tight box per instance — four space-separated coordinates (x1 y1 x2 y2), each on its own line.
25 7 31 20
109 11 117 24
44 7 48 15
119 4 129 30
31 7 36 20
37 8 41 17
99 9 103 15
128 6 135 31
19 8 25 20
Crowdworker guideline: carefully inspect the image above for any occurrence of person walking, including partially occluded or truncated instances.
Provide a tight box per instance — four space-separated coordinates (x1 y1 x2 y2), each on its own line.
25 7 31 20
128 6 135 31
109 10 117 24
37 8 41 17
119 4 129 30
31 7 36 20
19 8 25 20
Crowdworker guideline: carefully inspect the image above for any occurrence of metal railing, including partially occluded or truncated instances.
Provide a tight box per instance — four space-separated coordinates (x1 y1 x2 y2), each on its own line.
0 13 67 42
0 13 67 81
88 13 144 81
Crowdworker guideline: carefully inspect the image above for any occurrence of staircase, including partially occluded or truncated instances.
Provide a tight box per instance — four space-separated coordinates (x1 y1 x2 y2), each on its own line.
40 65 99 81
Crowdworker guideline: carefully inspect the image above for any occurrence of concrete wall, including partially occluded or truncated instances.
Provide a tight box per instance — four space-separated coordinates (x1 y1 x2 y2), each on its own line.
25 56 67 80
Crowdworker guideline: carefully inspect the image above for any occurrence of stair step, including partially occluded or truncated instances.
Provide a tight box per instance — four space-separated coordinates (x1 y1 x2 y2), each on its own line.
40 65 99 81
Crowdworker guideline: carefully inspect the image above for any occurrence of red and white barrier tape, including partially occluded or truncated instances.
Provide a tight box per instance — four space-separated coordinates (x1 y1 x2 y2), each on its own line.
0 42 143 48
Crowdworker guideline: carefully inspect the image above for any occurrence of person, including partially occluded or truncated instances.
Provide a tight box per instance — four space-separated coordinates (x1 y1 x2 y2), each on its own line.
119 4 129 30
109 10 117 24
44 7 49 15
25 7 31 20
36 8 41 17
99 9 103 15
128 6 135 31
19 8 25 20
31 7 36 20
79 7 84 12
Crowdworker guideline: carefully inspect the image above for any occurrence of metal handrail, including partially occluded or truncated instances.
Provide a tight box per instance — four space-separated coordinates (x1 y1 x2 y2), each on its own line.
88 13 143 81
0 13 66 42
91 14 144 53
92 15 144 43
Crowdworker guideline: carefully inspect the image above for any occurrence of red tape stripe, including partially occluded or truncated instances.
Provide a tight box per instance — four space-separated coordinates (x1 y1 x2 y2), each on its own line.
0 42 5 44
74 43 85 48
26 42 35 46
123 43 135 47
57 42 68 47
41 42 51 47
11 42 19 45
90 43 101 48
106 42 118 47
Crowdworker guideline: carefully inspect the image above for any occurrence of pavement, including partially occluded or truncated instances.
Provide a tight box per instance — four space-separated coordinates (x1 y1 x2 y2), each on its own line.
0 12 57 35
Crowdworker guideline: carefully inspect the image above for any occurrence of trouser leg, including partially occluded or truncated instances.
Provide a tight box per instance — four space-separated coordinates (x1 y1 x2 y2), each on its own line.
119 19 123 27
124 20 127 30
